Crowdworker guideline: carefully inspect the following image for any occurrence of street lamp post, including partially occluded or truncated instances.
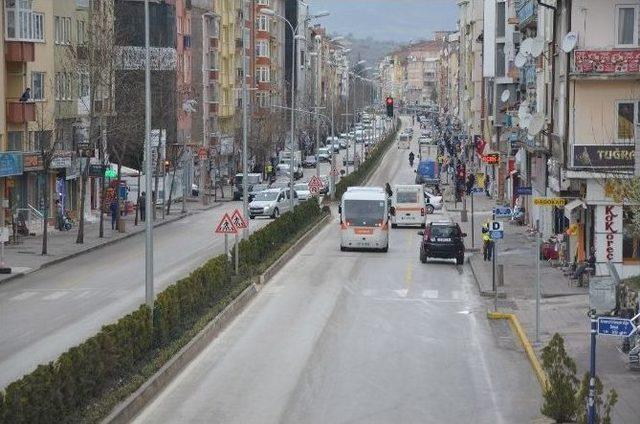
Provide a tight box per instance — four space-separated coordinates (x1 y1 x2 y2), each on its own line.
241 0 249 237
315 34 322 178
143 0 154 317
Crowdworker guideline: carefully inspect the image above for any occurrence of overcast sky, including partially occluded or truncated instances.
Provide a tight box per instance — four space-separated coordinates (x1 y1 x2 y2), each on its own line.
308 0 458 42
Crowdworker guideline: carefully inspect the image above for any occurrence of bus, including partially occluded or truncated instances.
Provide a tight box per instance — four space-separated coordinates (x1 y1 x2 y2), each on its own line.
339 187 389 252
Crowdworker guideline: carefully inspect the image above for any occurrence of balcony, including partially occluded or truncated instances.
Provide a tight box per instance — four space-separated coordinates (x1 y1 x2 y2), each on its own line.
7 101 36 124
5 41 35 62
515 0 536 28
572 49 640 78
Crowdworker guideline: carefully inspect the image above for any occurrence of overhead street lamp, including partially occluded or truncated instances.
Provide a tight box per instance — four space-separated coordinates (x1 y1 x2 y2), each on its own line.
261 8 328 208
143 0 154 318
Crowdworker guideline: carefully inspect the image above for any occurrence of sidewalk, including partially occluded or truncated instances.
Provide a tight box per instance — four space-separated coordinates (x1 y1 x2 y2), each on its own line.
0 187 232 284
446 193 640 423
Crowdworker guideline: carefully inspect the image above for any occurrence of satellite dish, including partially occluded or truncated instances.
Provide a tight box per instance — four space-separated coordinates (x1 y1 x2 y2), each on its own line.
520 114 532 129
500 89 511 103
528 114 545 136
514 51 527 68
561 32 578 53
530 38 544 58
520 38 534 56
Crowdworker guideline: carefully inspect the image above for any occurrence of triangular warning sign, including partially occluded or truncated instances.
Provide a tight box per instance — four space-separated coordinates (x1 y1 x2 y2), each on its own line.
215 213 237 234
230 209 248 229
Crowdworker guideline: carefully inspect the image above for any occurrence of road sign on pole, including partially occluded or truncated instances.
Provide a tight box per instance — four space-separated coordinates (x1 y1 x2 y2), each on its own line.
597 316 637 337
490 220 504 240
215 213 237 234
308 175 324 196
230 209 248 230
493 206 512 218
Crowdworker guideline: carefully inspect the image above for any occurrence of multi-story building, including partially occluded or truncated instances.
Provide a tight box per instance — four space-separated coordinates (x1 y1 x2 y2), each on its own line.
3 0 55 218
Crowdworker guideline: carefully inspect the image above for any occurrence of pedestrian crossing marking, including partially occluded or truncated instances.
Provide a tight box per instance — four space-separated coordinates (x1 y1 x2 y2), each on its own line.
42 291 68 300
10 291 37 301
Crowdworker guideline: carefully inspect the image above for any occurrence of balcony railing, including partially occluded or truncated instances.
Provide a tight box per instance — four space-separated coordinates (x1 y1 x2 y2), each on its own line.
5 41 35 62
516 0 536 27
7 101 36 124
573 49 640 75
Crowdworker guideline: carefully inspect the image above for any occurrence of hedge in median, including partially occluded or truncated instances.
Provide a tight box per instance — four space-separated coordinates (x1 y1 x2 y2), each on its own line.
335 118 401 199
0 199 326 424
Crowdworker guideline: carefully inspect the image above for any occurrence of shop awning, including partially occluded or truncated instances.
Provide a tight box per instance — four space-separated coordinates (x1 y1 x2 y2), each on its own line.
564 198 586 219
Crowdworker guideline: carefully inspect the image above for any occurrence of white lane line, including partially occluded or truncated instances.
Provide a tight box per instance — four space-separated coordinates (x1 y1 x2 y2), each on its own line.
73 291 94 300
394 289 408 298
42 291 68 300
422 289 439 299
451 290 463 300
10 291 38 301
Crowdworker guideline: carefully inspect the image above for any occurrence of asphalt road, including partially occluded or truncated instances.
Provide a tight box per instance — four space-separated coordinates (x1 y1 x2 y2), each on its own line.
133 118 541 424
0 131 369 388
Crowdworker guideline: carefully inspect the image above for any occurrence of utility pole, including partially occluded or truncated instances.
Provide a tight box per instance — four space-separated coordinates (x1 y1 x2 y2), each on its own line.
144 0 154 317
315 34 322 177
241 0 249 238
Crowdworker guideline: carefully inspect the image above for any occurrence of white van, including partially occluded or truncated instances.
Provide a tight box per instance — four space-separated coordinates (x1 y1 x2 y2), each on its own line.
390 185 426 228
340 187 389 252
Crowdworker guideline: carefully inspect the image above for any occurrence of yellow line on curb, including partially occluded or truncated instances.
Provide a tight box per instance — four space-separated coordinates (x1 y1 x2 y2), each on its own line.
487 311 549 391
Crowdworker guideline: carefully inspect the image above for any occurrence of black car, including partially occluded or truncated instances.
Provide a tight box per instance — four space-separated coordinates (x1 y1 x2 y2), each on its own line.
302 155 317 168
419 221 466 265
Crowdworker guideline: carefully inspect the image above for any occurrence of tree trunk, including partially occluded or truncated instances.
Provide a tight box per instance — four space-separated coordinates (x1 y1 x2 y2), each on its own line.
42 171 49 255
116 163 123 229
166 163 178 215
99 174 105 236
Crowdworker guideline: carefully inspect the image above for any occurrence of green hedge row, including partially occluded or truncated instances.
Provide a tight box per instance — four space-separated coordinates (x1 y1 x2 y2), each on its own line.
0 199 326 424
335 118 401 199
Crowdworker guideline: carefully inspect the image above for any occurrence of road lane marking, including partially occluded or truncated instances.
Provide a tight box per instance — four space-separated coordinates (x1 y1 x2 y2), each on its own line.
72 291 94 300
10 291 37 301
42 291 68 300
394 289 408 298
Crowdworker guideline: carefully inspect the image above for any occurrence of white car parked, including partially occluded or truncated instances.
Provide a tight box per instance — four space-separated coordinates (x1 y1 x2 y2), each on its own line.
293 183 311 201
424 190 443 213
249 188 298 219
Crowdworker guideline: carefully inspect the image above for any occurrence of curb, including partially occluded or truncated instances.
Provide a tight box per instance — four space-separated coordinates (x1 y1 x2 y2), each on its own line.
1 203 223 285
103 212 332 424
487 311 549 392
467 253 506 298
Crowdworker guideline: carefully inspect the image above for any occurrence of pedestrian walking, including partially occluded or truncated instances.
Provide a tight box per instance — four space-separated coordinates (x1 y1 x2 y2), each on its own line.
139 192 146 222
110 200 118 230
55 199 64 231
485 174 491 197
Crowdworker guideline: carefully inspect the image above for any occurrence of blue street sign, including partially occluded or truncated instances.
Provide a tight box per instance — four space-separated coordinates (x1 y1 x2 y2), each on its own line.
471 187 484 194
516 186 533 196
493 206 512 218
490 230 504 240
597 317 636 337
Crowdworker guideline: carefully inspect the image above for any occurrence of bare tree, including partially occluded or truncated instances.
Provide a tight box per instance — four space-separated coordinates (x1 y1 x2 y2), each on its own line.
32 102 59 255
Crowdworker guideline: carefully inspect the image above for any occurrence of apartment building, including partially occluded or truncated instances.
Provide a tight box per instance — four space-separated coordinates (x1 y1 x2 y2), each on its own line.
3 0 56 218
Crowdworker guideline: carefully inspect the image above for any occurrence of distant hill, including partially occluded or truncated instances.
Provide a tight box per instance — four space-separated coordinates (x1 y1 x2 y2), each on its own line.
333 34 402 70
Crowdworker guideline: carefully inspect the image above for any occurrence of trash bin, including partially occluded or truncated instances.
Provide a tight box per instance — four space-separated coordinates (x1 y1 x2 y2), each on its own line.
117 219 125 233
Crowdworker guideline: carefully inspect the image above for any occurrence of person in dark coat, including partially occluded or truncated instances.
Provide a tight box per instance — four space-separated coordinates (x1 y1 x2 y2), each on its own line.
110 200 118 230
139 192 146 222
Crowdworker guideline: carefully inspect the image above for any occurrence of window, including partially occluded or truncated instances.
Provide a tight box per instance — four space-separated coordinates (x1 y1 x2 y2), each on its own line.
257 66 270 83
257 15 269 32
623 207 640 261
77 20 85 45
78 72 90 98
31 72 45 100
55 73 72 100
55 16 71 44
496 1 506 38
616 101 639 142
7 132 23 152
256 91 270 107
5 1 45 42
256 40 269 58
496 43 506 77
616 5 639 47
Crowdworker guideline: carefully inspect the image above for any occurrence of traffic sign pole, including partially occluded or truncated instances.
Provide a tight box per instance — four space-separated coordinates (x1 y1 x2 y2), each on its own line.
588 312 597 424
470 190 475 249
234 233 239 275
536 230 541 344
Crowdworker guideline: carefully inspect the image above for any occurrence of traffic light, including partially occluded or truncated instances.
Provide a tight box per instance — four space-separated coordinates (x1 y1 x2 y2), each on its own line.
385 97 394 118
